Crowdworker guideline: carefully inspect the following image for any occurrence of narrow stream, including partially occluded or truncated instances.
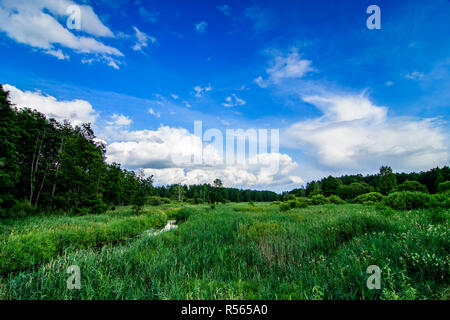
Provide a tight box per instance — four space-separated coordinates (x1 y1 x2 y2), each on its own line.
144 220 178 236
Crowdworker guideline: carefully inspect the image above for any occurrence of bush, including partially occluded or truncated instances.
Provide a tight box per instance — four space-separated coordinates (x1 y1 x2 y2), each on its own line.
382 191 431 210
310 194 329 205
147 196 162 206
161 197 171 204
337 182 373 200
327 195 345 205
249 201 255 207
295 197 311 208
176 207 196 222
394 180 428 193
437 181 450 194
429 193 450 209
353 192 384 204
279 202 291 212
288 200 297 209
210 203 216 210
9 200 35 218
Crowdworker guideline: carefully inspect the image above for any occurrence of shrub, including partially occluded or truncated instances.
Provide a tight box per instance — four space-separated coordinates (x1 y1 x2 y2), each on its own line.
176 207 196 222
327 195 345 205
394 180 428 193
210 203 216 210
429 193 450 209
295 197 311 208
337 182 373 200
353 192 384 204
9 200 35 218
310 194 329 205
279 202 291 212
165 208 181 219
382 191 431 210
437 181 450 194
288 200 297 209
147 196 162 206
249 201 255 207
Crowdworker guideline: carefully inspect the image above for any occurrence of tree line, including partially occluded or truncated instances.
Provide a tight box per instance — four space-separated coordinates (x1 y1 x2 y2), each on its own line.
283 165 450 201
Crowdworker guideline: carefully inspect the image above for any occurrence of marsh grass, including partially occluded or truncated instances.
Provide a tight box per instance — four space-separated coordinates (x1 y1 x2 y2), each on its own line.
0 203 448 300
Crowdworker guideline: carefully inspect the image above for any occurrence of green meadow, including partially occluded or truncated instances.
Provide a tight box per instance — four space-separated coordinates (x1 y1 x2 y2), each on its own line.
0 202 448 300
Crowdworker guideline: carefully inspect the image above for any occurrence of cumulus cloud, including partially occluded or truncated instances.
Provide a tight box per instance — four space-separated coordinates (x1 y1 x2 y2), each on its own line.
148 108 161 118
194 21 207 33
193 84 212 97
0 0 122 68
222 94 246 107
105 126 302 188
132 26 157 52
255 48 314 87
3 84 97 126
109 113 132 126
284 92 449 171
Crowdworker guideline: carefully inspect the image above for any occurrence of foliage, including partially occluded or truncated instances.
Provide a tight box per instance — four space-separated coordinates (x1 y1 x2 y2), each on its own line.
310 194 329 205
327 195 345 205
353 192 385 204
295 197 311 208
337 182 374 201
437 181 450 194
382 192 431 210
394 181 428 193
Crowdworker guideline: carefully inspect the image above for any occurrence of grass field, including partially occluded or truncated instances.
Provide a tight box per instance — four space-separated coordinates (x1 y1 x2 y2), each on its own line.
0 203 448 300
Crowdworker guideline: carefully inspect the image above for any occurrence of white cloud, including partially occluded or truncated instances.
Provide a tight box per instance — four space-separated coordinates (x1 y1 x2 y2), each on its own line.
148 108 161 118
105 126 302 188
385 81 394 86
110 113 132 126
193 84 212 97
222 94 246 107
0 0 122 68
405 71 425 80
217 5 231 16
194 21 207 33
284 92 448 171
256 49 314 87
3 84 97 126
132 26 157 52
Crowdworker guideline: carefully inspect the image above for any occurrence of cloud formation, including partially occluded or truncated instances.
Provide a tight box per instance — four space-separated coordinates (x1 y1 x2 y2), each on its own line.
0 0 122 67
105 126 302 188
132 26 157 52
256 49 314 87
222 94 246 107
194 21 207 33
3 84 97 126
284 93 448 171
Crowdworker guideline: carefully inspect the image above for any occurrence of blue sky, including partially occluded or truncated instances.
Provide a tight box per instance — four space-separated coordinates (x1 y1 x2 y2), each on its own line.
0 0 449 191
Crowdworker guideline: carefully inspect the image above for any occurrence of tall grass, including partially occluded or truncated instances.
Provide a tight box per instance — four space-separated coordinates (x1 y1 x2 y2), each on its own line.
0 204 448 300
